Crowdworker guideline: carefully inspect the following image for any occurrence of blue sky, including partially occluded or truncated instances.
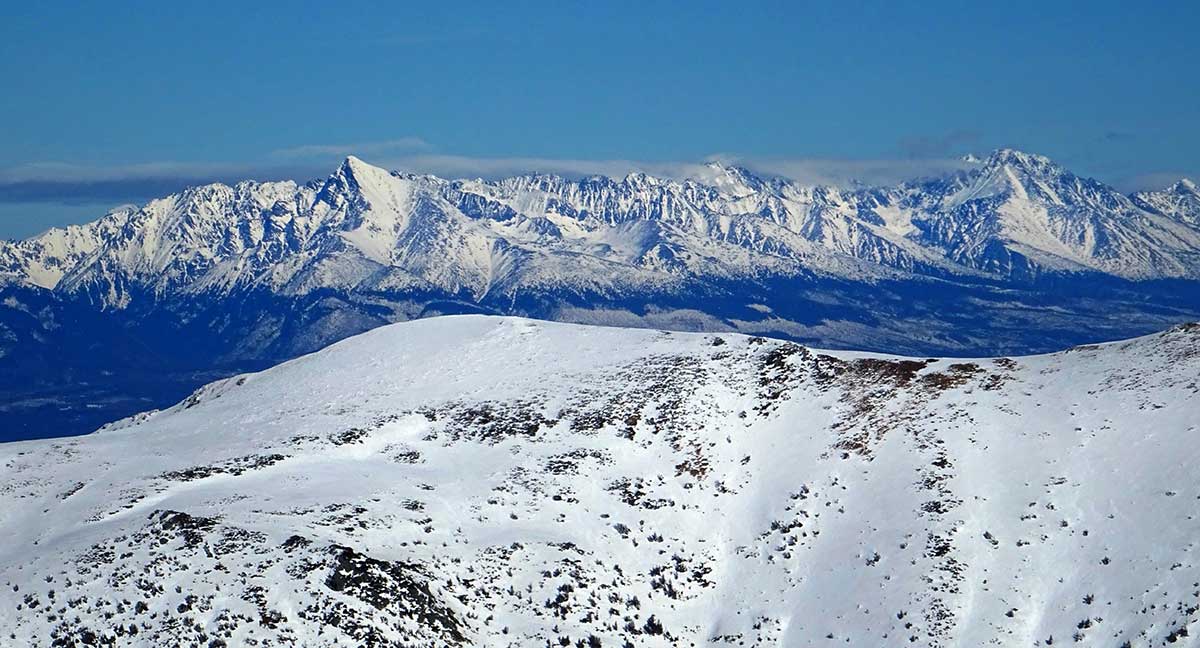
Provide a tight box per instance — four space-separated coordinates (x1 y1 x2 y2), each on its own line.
1 1 1197 238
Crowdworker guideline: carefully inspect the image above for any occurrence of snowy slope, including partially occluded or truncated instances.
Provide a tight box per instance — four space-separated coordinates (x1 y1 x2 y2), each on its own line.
2 315 1198 647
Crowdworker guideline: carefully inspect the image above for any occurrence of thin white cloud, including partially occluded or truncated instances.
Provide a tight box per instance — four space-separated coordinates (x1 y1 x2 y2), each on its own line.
365 153 977 188
0 160 264 184
371 154 697 181
0 147 1074 208
0 153 978 205
270 138 432 160
0 160 324 204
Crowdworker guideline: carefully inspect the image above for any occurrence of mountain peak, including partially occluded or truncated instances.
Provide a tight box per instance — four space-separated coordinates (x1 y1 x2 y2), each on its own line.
702 159 758 176
694 160 764 192
323 155 398 195
1175 177 1197 194
337 155 385 178
984 148 1056 170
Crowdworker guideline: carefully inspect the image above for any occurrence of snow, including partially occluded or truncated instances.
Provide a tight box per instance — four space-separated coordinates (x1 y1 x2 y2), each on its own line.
5 148 1199 310
872 204 918 237
2 315 1198 646
1134 178 1200 226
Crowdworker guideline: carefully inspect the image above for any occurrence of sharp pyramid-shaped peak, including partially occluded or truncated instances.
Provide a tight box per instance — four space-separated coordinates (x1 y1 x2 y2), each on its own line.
316 155 408 206
333 155 394 184
341 154 379 171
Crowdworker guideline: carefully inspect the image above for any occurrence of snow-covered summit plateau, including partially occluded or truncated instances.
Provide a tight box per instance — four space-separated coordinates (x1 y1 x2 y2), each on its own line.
2 315 1198 646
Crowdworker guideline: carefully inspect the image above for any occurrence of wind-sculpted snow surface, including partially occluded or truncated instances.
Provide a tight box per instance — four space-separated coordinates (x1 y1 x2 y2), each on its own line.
2 316 1198 647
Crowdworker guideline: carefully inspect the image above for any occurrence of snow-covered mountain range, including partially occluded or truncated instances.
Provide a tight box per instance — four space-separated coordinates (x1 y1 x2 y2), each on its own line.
4 149 1200 298
2 316 1198 646
2 149 1200 439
